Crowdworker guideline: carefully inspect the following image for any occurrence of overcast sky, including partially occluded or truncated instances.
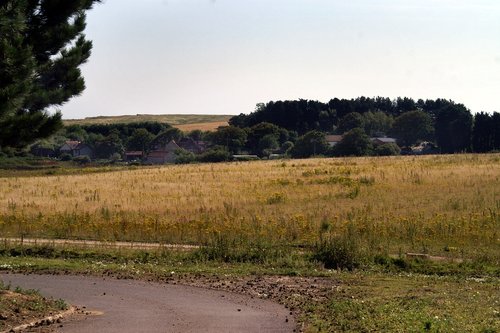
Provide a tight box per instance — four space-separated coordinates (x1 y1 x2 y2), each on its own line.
62 0 500 119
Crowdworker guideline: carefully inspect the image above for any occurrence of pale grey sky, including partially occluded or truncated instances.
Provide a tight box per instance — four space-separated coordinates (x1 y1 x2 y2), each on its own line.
62 0 500 119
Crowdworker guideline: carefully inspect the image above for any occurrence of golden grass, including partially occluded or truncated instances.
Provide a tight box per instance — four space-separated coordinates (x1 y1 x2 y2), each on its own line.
63 114 232 126
0 154 498 259
175 121 229 132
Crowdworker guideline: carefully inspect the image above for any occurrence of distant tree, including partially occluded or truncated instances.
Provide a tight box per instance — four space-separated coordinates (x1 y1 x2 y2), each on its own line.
186 129 204 141
391 110 434 146
246 122 282 153
209 126 247 154
65 125 88 142
151 127 183 148
333 128 373 157
375 143 400 156
258 134 279 157
337 112 364 134
290 130 329 158
175 149 196 164
0 0 100 150
492 112 500 150
362 111 394 136
197 146 231 163
472 112 494 153
434 104 473 153
281 141 294 155
94 131 124 159
127 128 154 154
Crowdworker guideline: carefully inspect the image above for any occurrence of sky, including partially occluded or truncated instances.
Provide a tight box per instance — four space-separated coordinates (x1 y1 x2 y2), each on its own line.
62 0 500 119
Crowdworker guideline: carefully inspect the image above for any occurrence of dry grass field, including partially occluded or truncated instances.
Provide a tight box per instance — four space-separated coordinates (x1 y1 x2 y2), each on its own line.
174 121 229 132
0 154 498 262
63 114 231 131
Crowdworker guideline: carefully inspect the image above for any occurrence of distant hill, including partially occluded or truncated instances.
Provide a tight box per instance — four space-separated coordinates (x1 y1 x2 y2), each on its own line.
63 114 233 131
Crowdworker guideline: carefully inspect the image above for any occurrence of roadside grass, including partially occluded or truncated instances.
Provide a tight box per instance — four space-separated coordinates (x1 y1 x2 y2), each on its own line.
0 246 498 333
0 278 67 331
304 273 499 333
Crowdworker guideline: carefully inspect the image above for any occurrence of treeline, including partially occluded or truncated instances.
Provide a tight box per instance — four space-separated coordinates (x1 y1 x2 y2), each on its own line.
229 97 500 154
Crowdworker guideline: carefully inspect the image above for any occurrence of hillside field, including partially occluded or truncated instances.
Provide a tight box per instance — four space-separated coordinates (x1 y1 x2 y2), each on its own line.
0 154 498 262
63 114 231 131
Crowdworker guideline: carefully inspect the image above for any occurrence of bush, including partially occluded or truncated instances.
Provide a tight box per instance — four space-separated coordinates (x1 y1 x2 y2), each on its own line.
73 155 91 164
175 149 196 164
60 153 72 161
312 236 360 270
375 143 401 156
197 146 231 163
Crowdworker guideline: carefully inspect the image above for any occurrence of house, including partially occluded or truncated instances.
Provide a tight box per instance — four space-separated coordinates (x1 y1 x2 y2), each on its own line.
325 135 343 147
59 141 94 158
146 140 180 164
177 137 206 154
371 137 397 146
30 144 56 158
410 141 438 155
232 154 260 161
125 151 144 162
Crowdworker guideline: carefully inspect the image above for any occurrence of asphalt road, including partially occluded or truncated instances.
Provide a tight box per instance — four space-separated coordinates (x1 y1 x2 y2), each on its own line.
1 274 295 333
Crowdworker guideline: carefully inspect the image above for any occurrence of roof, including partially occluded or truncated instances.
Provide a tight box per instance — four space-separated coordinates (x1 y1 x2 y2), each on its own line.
325 135 343 142
372 137 397 143
61 141 81 150
125 151 143 156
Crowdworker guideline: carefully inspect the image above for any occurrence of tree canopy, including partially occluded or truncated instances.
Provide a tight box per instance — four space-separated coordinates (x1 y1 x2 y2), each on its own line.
0 0 100 150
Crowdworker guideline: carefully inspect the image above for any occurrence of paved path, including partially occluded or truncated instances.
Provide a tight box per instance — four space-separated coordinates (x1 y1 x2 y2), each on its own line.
1 274 294 333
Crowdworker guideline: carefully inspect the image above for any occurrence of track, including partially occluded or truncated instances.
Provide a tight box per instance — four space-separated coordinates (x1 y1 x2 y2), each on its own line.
1 274 294 333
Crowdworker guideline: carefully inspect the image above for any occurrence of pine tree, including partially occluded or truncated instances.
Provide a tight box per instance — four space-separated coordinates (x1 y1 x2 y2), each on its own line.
0 0 99 150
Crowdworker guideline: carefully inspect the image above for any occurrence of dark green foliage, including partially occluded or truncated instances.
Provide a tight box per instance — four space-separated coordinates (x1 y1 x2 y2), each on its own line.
126 128 154 153
0 0 100 149
333 128 373 157
229 97 484 155
73 155 90 164
150 128 183 148
290 130 329 158
94 132 124 159
208 126 247 154
361 111 394 136
245 122 282 154
174 149 196 164
391 110 434 146
375 143 401 156
80 122 169 139
434 103 473 153
258 134 279 156
197 146 231 163
312 236 360 270
337 112 365 134
472 112 500 153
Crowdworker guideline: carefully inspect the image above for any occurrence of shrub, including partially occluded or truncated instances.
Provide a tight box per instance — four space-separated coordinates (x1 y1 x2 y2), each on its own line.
312 236 360 270
60 153 72 161
175 149 196 164
375 143 401 156
197 146 231 163
73 155 91 164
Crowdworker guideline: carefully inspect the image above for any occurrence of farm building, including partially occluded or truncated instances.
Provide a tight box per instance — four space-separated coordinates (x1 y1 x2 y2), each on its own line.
371 137 397 146
177 137 207 154
59 141 94 158
125 151 144 162
146 140 180 164
325 135 343 147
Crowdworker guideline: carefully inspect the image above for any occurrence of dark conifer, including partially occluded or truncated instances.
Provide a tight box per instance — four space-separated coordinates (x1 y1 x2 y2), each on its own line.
0 0 99 149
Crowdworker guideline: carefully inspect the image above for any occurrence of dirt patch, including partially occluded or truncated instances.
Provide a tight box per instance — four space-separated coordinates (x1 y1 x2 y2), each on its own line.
0 290 66 332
